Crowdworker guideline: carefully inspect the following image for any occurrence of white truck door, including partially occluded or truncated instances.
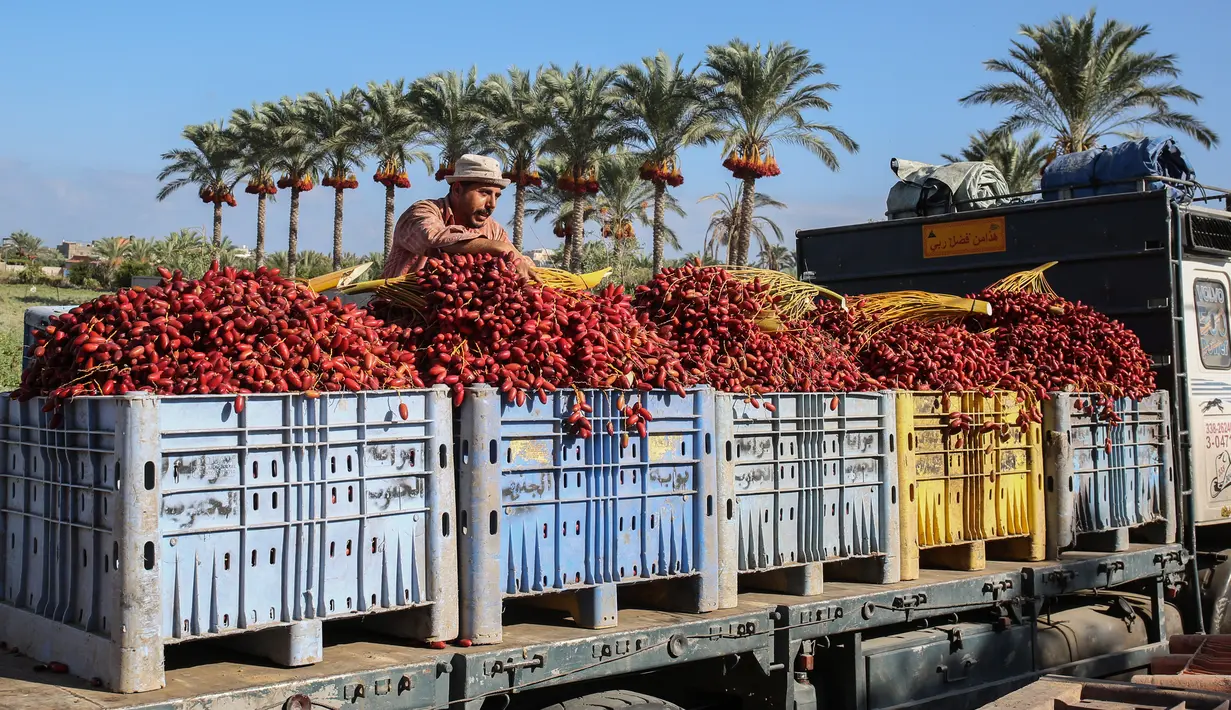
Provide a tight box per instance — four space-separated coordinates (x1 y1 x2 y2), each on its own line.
1183 258 1231 523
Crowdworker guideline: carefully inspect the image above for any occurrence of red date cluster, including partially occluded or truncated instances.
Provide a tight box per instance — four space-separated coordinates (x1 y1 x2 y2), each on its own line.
812 299 1004 394
401 252 692 409
16 262 422 422
859 321 1005 394
634 261 871 395
973 289 1156 403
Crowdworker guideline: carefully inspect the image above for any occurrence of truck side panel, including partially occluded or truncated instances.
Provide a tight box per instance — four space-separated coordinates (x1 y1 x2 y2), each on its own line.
796 191 1176 369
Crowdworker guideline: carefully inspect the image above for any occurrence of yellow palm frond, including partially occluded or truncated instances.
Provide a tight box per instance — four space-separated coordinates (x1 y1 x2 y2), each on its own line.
296 262 374 293
988 262 1058 295
722 266 846 319
534 267 611 290
853 290 993 337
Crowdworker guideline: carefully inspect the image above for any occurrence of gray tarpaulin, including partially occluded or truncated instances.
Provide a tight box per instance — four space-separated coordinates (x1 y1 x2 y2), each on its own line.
886 158 1011 220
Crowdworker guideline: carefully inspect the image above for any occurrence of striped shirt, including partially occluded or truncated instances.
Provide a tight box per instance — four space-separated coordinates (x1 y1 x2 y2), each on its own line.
382 197 509 277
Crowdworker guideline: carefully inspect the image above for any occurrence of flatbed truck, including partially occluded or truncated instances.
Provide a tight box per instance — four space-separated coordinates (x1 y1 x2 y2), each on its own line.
4 179 1225 710
0 545 1187 710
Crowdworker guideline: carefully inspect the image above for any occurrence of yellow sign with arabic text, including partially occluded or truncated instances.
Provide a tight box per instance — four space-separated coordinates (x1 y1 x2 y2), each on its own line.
922 216 1006 259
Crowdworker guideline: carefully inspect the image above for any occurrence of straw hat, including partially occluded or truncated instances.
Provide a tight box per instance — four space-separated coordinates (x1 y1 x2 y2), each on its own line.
445 154 511 188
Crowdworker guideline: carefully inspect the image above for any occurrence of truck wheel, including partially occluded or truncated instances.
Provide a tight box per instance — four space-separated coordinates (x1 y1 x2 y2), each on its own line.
537 690 682 710
1205 548 1231 634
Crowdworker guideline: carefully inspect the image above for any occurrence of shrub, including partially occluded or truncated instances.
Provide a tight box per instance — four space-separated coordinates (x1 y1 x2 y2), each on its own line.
68 261 109 288
114 260 157 288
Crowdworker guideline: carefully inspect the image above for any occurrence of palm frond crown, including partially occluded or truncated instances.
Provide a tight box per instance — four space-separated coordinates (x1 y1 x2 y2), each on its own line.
480 67 551 175
942 129 1051 193
304 88 369 179
540 63 634 176
960 9 1219 151
703 39 858 171
229 103 281 187
157 121 240 201
613 51 718 167
362 79 433 177
407 67 493 171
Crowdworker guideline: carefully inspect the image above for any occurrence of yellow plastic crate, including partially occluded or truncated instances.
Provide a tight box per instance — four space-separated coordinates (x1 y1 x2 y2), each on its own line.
896 391 1044 579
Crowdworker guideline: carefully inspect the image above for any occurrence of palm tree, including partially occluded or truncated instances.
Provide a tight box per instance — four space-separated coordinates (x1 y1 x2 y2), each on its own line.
699 185 786 263
360 250 386 276
156 229 210 276
362 80 432 257
407 68 491 181
524 158 593 247
229 102 281 266
704 40 858 265
305 89 368 269
481 67 550 250
754 244 796 273
157 121 240 247
614 51 717 275
960 9 1219 153
942 129 1051 193
266 97 328 278
3 231 44 264
594 152 684 282
125 237 158 264
540 63 632 271
92 237 129 266
91 236 130 283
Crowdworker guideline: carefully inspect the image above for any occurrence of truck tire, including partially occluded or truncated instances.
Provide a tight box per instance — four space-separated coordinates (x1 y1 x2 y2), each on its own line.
1204 548 1231 634
537 690 682 710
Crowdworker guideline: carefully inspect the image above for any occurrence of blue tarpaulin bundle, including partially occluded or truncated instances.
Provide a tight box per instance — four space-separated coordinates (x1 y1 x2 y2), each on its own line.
1041 137 1195 201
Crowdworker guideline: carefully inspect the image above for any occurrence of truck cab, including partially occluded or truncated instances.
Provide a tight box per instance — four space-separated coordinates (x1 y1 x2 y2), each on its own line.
796 180 1231 602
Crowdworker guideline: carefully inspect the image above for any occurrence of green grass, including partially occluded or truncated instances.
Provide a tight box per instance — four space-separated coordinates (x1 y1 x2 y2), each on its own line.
0 283 105 391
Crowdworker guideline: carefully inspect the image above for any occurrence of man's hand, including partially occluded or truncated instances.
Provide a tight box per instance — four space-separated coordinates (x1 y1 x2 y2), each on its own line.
514 254 540 283
442 237 539 282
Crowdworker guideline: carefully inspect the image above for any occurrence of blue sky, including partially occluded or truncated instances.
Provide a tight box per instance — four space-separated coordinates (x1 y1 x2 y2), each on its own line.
2 0 1228 260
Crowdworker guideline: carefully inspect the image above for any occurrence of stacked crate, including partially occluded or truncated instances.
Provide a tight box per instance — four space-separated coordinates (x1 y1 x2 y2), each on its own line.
715 391 900 602
895 391 1045 579
1042 391 1175 558
455 385 719 644
0 388 457 692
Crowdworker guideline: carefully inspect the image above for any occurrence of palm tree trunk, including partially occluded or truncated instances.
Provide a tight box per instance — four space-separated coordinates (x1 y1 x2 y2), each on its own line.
613 236 629 283
288 187 301 279
736 176 758 266
569 193 585 272
332 187 345 269
256 193 267 267
512 185 527 251
212 202 223 247
725 202 742 265
384 183 396 257
560 225 572 271
651 181 667 275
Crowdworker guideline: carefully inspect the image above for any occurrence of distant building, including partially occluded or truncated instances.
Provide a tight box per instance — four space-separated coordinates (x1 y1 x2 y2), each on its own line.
526 248 556 267
233 246 253 259
58 241 95 260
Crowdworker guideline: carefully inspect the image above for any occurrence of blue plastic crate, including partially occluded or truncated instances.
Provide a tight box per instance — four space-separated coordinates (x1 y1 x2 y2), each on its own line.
0 388 457 692
21 305 73 372
1042 391 1175 558
456 385 719 644
715 392 900 600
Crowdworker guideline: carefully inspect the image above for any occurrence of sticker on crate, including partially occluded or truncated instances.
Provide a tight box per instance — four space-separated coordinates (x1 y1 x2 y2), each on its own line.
456 385 719 644
0 388 457 693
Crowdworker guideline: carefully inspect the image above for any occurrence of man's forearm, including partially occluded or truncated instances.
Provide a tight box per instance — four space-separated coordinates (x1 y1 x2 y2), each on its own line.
438 237 514 256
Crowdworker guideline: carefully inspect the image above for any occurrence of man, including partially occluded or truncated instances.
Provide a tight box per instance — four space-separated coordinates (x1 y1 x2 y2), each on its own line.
382 153 537 280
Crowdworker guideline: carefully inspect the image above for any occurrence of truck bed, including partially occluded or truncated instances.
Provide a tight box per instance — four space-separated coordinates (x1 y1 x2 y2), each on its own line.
0 544 1184 710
